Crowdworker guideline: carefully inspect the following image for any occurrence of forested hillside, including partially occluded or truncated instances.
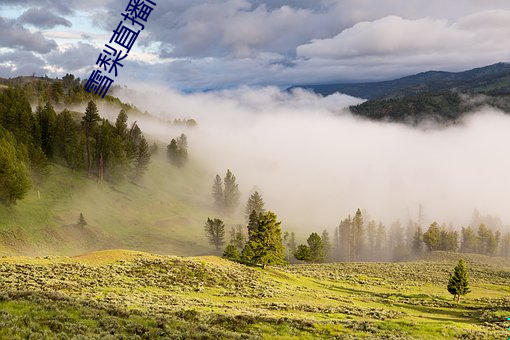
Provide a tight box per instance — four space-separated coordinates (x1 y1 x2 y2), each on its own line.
291 63 510 124
0 76 215 256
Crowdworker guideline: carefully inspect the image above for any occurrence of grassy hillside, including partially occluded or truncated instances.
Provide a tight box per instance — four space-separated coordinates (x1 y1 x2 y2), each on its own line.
0 153 225 256
0 250 508 338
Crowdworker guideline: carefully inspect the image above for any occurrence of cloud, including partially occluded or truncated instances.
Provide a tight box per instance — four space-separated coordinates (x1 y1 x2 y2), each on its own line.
295 12 510 82
0 50 47 76
46 42 100 72
17 7 72 29
0 16 57 53
5 1 510 87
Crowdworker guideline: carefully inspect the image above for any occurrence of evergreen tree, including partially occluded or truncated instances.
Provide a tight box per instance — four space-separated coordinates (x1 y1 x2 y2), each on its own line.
500 232 510 258
81 101 100 174
78 213 87 226
212 174 224 211
115 109 128 137
0 131 31 205
321 229 331 262
412 226 423 254
134 136 151 180
307 232 325 263
240 243 255 264
245 211 286 268
223 169 240 214
294 244 312 262
375 222 387 258
223 244 240 262
423 222 441 251
150 142 159 155
229 225 246 251
352 209 364 261
447 259 471 303
244 191 265 220
332 227 341 261
366 220 377 259
55 109 80 168
204 218 225 251
338 216 352 261
0 88 33 145
36 102 57 158
460 226 478 253
166 134 188 167
247 210 261 242
477 224 499 255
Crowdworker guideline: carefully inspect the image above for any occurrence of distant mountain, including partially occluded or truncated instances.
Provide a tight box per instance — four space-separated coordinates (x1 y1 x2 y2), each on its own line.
290 62 510 100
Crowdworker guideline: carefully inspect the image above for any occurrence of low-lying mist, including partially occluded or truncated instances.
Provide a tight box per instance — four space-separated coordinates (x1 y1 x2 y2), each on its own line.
115 85 510 232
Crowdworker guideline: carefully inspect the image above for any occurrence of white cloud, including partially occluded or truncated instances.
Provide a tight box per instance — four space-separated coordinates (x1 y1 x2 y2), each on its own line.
297 12 510 67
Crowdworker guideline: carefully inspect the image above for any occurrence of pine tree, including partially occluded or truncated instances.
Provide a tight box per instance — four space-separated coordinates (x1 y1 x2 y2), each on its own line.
423 222 441 251
166 134 188 167
115 109 128 137
352 209 364 261
338 216 352 261
283 231 297 262
307 232 325 263
500 232 510 258
245 211 286 268
223 169 240 214
321 229 331 262
447 259 471 303
82 101 100 174
212 174 224 210
247 210 260 241
78 213 87 226
204 218 225 251
229 225 246 251
0 132 31 205
366 220 377 259
55 109 80 168
36 102 57 158
376 222 387 256
460 226 478 253
294 244 312 262
244 191 265 220
412 226 423 254
134 136 151 180
223 244 240 262
240 243 255 264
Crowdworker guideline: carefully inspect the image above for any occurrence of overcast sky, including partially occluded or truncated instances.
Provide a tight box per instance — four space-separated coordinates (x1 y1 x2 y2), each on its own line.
1 0 510 90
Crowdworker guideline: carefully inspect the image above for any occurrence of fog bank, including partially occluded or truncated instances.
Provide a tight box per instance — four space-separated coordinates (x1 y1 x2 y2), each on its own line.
116 85 510 231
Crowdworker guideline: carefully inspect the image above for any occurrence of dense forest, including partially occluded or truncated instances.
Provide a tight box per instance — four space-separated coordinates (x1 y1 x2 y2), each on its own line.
291 62 510 124
349 92 510 124
0 75 152 205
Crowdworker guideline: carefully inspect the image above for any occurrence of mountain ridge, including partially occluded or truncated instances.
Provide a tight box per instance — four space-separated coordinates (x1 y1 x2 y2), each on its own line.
290 62 510 100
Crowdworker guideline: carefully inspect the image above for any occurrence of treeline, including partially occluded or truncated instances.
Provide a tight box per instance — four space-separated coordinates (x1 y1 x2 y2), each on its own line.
1 74 134 110
296 209 510 263
0 86 151 205
349 91 510 124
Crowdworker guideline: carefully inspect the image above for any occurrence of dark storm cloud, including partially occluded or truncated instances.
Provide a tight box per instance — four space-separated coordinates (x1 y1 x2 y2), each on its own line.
46 42 100 71
17 8 72 29
0 50 47 77
0 16 57 53
0 0 73 15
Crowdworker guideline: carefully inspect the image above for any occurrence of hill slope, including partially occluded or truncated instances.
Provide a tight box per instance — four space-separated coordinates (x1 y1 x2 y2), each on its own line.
0 153 221 256
0 250 508 338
